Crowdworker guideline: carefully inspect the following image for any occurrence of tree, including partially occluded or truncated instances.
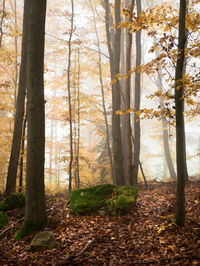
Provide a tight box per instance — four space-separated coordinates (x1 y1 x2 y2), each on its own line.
132 0 142 185
67 0 74 193
89 0 114 183
16 0 47 239
5 0 28 196
175 0 188 226
103 0 125 185
0 0 6 49
125 0 135 185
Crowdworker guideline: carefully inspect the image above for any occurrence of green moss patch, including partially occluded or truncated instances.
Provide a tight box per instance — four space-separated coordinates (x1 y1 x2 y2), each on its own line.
15 219 49 240
0 193 25 211
0 212 9 229
68 184 138 216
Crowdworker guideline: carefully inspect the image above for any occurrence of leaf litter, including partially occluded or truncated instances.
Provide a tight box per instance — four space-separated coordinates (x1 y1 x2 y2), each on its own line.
0 181 199 265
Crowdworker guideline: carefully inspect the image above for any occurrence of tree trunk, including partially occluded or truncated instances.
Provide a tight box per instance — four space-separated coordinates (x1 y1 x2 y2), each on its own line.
125 0 134 185
103 0 125 185
0 0 6 48
112 0 125 185
14 0 18 109
18 106 27 193
89 0 114 184
5 0 28 196
132 0 141 185
120 27 129 183
67 0 74 193
175 0 188 227
156 68 176 180
16 0 47 239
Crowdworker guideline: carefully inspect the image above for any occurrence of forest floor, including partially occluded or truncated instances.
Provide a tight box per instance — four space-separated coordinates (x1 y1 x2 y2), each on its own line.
0 181 200 265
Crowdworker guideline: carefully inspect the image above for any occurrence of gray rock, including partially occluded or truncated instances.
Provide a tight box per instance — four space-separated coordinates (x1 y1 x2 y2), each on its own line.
31 231 57 251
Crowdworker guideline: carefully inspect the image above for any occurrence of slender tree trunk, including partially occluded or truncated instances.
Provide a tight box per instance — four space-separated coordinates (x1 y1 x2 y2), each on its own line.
67 0 74 193
76 49 80 189
175 0 188 227
5 0 28 196
156 69 176 180
120 27 129 183
49 119 53 185
132 0 141 185
18 107 27 193
14 0 18 108
112 0 125 185
0 0 6 48
125 0 134 185
16 0 47 239
89 0 114 183
160 98 176 180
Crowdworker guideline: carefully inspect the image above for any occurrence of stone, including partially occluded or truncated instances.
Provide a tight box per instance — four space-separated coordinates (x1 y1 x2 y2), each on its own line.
30 231 57 251
68 184 138 216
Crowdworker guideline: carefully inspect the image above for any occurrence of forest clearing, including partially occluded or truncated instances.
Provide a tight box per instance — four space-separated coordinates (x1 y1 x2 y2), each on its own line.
0 181 200 265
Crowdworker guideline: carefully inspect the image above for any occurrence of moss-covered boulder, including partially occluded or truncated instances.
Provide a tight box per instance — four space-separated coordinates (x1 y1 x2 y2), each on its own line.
68 184 138 216
0 212 9 229
1 193 25 211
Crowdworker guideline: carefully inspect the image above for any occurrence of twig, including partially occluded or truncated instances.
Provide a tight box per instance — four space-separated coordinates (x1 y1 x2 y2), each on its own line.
75 237 95 257
56 237 96 265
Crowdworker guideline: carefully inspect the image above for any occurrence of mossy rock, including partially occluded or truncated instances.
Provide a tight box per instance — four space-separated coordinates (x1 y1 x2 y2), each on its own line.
68 184 138 216
2 193 25 211
0 211 9 229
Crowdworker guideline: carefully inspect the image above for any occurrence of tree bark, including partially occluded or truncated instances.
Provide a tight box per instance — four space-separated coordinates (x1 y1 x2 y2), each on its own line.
175 0 188 227
67 0 74 193
112 0 125 185
16 0 47 239
125 0 134 185
89 0 114 184
103 0 125 185
132 0 141 185
18 106 27 193
5 0 28 196
0 0 6 48
156 67 176 180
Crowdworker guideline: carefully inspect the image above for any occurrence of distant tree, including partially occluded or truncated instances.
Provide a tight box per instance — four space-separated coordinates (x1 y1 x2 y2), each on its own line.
5 0 28 196
132 0 142 185
0 0 6 48
16 0 47 239
67 0 74 193
125 0 134 185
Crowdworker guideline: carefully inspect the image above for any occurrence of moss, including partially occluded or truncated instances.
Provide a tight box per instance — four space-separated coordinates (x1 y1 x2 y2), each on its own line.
69 184 115 214
2 193 25 211
104 186 138 216
0 202 4 211
15 219 49 240
0 211 9 229
68 184 138 216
